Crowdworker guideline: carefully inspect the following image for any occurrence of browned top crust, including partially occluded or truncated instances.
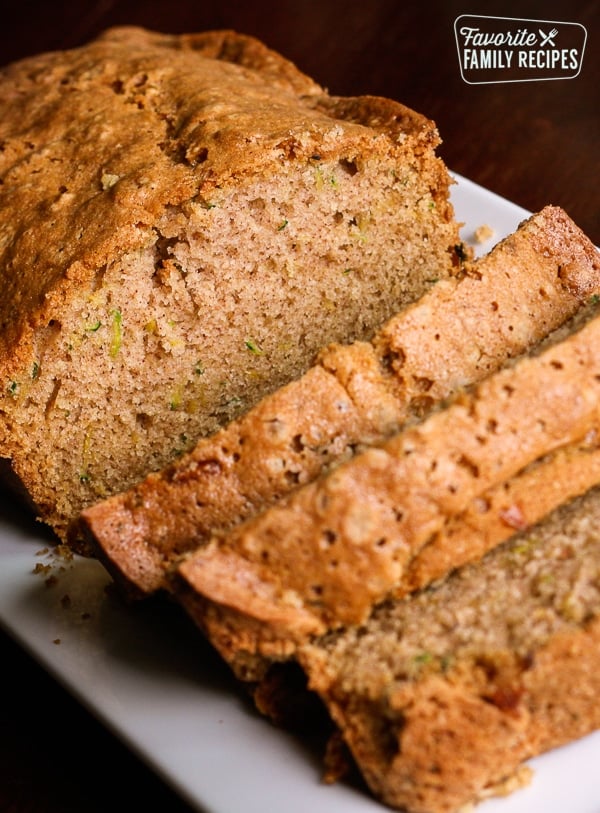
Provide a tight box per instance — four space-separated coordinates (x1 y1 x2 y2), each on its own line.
0 25 436 372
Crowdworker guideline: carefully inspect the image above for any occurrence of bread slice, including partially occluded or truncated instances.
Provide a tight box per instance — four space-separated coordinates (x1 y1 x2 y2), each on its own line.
297 485 600 813
80 206 600 596
174 290 600 679
0 26 462 544
405 437 600 594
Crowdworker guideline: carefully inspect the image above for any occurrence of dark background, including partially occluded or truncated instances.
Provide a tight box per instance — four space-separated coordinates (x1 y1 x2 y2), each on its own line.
1 2 598 812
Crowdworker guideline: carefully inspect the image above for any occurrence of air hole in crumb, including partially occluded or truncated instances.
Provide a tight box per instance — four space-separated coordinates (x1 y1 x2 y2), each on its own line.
249 197 266 213
415 376 433 392
333 211 344 224
291 434 305 453
136 412 153 429
154 234 178 271
338 158 358 176
409 395 434 418
381 347 406 372
457 454 479 478
322 529 337 545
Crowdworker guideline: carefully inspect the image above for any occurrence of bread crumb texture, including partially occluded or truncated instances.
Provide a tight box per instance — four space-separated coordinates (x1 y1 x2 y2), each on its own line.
0 27 462 541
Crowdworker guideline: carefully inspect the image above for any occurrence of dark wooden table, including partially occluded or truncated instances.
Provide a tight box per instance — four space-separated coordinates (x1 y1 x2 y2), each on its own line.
1 2 598 812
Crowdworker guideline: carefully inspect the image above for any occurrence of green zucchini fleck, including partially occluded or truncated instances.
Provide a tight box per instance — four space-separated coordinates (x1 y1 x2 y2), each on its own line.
109 309 122 358
244 339 264 356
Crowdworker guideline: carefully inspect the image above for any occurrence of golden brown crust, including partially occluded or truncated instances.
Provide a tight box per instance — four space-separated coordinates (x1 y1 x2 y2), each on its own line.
0 24 435 367
96 27 325 97
80 206 600 598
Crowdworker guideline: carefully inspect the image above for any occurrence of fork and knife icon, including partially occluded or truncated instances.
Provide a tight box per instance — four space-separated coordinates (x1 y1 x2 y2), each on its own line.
539 27 559 46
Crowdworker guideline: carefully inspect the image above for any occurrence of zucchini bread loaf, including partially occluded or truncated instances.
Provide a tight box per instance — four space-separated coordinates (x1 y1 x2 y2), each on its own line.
297 485 600 813
0 26 462 543
79 206 600 597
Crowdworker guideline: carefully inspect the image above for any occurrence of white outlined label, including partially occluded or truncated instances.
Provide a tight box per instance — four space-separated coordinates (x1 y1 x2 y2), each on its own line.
454 15 587 84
